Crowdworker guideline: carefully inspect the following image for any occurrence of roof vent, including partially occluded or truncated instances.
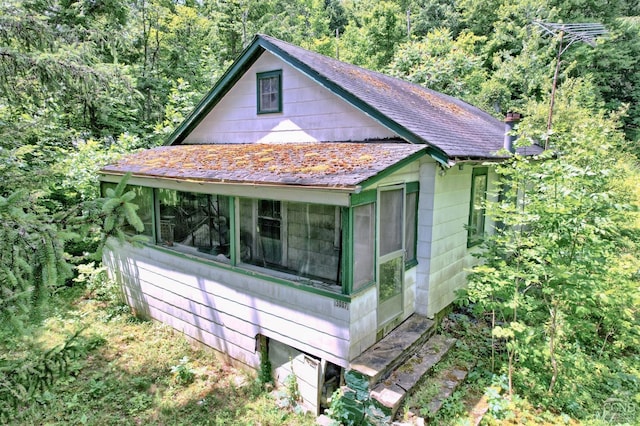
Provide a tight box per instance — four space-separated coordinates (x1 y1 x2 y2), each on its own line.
504 112 521 153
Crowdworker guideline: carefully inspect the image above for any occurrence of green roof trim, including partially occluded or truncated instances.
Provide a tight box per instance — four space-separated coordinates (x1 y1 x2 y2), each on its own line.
165 39 265 146
358 148 427 189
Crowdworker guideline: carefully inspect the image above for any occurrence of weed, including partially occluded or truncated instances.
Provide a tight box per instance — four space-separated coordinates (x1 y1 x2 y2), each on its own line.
592 397 639 425
274 359 303 412
325 388 350 426
170 356 195 385
258 336 273 386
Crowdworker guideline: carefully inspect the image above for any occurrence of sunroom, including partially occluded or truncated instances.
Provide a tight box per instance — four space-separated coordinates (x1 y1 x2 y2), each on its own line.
100 141 428 376
102 142 423 295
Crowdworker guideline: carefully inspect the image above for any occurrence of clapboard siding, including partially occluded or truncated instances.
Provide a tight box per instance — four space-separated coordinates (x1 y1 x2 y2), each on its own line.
125 291 258 366
112 249 349 322
415 159 437 316
105 243 353 367
183 52 396 144
418 164 498 317
120 268 349 345
348 287 377 359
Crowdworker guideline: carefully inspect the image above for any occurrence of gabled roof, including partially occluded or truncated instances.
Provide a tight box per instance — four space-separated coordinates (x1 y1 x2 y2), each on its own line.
101 142 426 190
165 34 539 163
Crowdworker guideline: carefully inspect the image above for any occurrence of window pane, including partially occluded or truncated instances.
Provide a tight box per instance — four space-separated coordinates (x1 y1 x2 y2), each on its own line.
259 75 280 112
379 256 403 302
405 192 417 263
286 203 340 283
157 189 230 259
240 199 341 285
100 183 153 238
468 169 488 245
353 203 375 291
380 189 403 256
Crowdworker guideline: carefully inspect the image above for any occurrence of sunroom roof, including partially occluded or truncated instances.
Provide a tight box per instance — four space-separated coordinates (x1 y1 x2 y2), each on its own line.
100 141 427 190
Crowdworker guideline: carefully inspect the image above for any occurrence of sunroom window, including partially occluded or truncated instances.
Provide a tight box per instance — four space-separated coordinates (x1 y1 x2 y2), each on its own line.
353 203 375 291
239 198 341 286
157 189 230 261
100 183 154 239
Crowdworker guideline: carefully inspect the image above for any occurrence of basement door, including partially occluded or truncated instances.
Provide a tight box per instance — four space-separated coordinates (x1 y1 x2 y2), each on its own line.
377 186 405 330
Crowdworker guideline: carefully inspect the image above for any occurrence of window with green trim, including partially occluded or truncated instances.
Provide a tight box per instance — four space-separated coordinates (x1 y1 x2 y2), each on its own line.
156 189 231 262
468 167 488 247
405 190 418 266
353 202 375 291
257 70 282 114
239 198 342 286
100 182 154 239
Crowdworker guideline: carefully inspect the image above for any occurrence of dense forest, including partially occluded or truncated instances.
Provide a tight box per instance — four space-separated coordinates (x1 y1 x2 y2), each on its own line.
1 0 639 424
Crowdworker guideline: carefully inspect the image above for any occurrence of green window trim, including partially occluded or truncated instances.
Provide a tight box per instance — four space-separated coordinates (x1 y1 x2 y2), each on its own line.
143 242 351 303
256 70 282 114
103 180 420 298
406 181 420 194
350 189 377 207
467 167 488 247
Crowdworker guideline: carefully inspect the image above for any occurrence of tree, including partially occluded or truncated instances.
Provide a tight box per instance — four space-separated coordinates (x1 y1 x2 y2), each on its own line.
339 0 405 70
463 80 640 415
388 28 486 101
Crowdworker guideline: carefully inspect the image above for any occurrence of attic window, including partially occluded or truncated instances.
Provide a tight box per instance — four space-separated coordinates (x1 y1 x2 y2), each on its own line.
257 70 282 114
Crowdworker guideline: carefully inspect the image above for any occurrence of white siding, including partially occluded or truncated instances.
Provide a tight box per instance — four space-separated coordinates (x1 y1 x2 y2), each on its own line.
415 162 497 317
105 243 352 368
348 287 377 359
184 52 396 144
367 161 420 189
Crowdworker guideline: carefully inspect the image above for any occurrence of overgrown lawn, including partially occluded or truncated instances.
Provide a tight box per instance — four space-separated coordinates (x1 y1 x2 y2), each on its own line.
8 287 315 425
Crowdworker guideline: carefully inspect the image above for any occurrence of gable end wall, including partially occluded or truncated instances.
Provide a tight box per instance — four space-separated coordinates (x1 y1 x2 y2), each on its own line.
184 52 396 144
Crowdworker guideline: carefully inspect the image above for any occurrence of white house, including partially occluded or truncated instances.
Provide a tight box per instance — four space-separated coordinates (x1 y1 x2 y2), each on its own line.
100 34 540 413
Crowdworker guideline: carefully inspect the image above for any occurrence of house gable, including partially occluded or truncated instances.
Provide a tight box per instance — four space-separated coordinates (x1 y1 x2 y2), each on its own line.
183 52 397 144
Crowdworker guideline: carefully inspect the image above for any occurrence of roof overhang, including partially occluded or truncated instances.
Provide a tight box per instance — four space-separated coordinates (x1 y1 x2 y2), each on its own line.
99 142 427 206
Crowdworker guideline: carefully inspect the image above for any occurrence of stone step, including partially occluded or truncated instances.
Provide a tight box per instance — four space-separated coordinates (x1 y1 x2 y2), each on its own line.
424 366 468 415
370 334 457 418
349 315 435 387
397 363 473 425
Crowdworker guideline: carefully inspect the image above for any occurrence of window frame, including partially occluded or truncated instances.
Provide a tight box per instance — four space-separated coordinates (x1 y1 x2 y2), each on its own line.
405 182 419 268
467 167 489 247
238 197 343 287
154 188 232 261
256 70 282 114
100 182 155 241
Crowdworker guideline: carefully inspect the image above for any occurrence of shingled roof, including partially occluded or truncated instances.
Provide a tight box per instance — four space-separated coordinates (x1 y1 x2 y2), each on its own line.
166 34 541 163
101 142 426 190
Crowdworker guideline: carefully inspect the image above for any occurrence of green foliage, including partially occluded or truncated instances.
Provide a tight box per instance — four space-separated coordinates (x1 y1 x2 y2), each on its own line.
388 28 487 100
462 84 640 415
258 338 274 386
0 191 73 330
170 356 196 385
339 0 405 70
0 331 85 422
325 388 351 426
274 359 304 413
